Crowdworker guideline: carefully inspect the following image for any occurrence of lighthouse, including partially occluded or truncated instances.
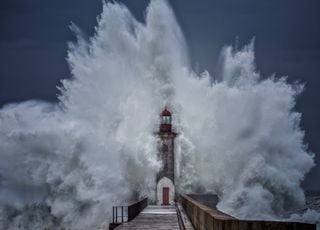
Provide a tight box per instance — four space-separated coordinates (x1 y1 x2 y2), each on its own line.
156 107 177 205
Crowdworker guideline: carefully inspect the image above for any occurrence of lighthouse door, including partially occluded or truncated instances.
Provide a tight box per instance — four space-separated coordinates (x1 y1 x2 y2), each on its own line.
163 187 169 205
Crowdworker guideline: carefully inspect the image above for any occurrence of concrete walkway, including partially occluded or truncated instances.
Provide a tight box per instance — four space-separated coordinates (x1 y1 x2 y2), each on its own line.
116 205 180 230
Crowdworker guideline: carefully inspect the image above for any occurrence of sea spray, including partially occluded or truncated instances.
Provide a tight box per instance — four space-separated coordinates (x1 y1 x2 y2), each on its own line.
0 0 317 229
174 42 315 219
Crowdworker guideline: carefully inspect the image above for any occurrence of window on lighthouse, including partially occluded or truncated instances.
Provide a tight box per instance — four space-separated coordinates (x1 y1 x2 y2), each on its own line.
163 144 168 152
162 116 171 124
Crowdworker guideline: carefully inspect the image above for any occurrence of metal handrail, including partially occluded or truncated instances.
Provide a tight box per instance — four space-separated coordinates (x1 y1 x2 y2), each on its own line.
112 206 128 223
128 197 148 221
112 198 148 224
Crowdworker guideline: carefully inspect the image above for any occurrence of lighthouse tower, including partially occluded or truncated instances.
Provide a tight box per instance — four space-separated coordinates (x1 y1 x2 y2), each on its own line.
156 107 177 205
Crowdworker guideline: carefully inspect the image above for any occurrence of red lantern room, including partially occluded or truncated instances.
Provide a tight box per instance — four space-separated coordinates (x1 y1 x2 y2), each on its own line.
160 107 172 133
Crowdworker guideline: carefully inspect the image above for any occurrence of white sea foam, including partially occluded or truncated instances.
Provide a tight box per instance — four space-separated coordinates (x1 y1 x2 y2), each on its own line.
0 0 317 229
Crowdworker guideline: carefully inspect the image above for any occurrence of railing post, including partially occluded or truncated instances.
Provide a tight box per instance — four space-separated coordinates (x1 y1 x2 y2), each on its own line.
122 206 124 223
116 207 118 223
112 207 114 223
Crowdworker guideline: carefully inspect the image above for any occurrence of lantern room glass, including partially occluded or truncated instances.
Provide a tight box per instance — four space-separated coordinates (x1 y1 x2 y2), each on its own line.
162 116 171 124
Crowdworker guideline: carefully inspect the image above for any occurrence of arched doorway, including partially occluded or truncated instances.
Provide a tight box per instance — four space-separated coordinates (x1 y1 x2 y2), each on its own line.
156 177 175 205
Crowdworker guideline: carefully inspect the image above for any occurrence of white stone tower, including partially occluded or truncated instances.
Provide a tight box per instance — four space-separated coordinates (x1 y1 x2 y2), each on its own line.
156 107 177 205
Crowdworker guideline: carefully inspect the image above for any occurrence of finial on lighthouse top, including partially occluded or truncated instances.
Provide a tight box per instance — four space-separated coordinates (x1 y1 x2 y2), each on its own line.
161 106 172 117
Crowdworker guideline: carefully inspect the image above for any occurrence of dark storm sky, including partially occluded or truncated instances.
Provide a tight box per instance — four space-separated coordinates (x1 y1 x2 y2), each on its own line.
0 0 319 190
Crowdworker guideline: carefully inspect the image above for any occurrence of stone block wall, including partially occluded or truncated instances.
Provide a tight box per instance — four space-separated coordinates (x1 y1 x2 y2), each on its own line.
179 194 316 230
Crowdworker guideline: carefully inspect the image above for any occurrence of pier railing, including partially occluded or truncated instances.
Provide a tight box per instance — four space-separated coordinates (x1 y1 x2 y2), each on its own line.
112 206 128 223
110 197 148 229
128 197 148 221
179 194 316 230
